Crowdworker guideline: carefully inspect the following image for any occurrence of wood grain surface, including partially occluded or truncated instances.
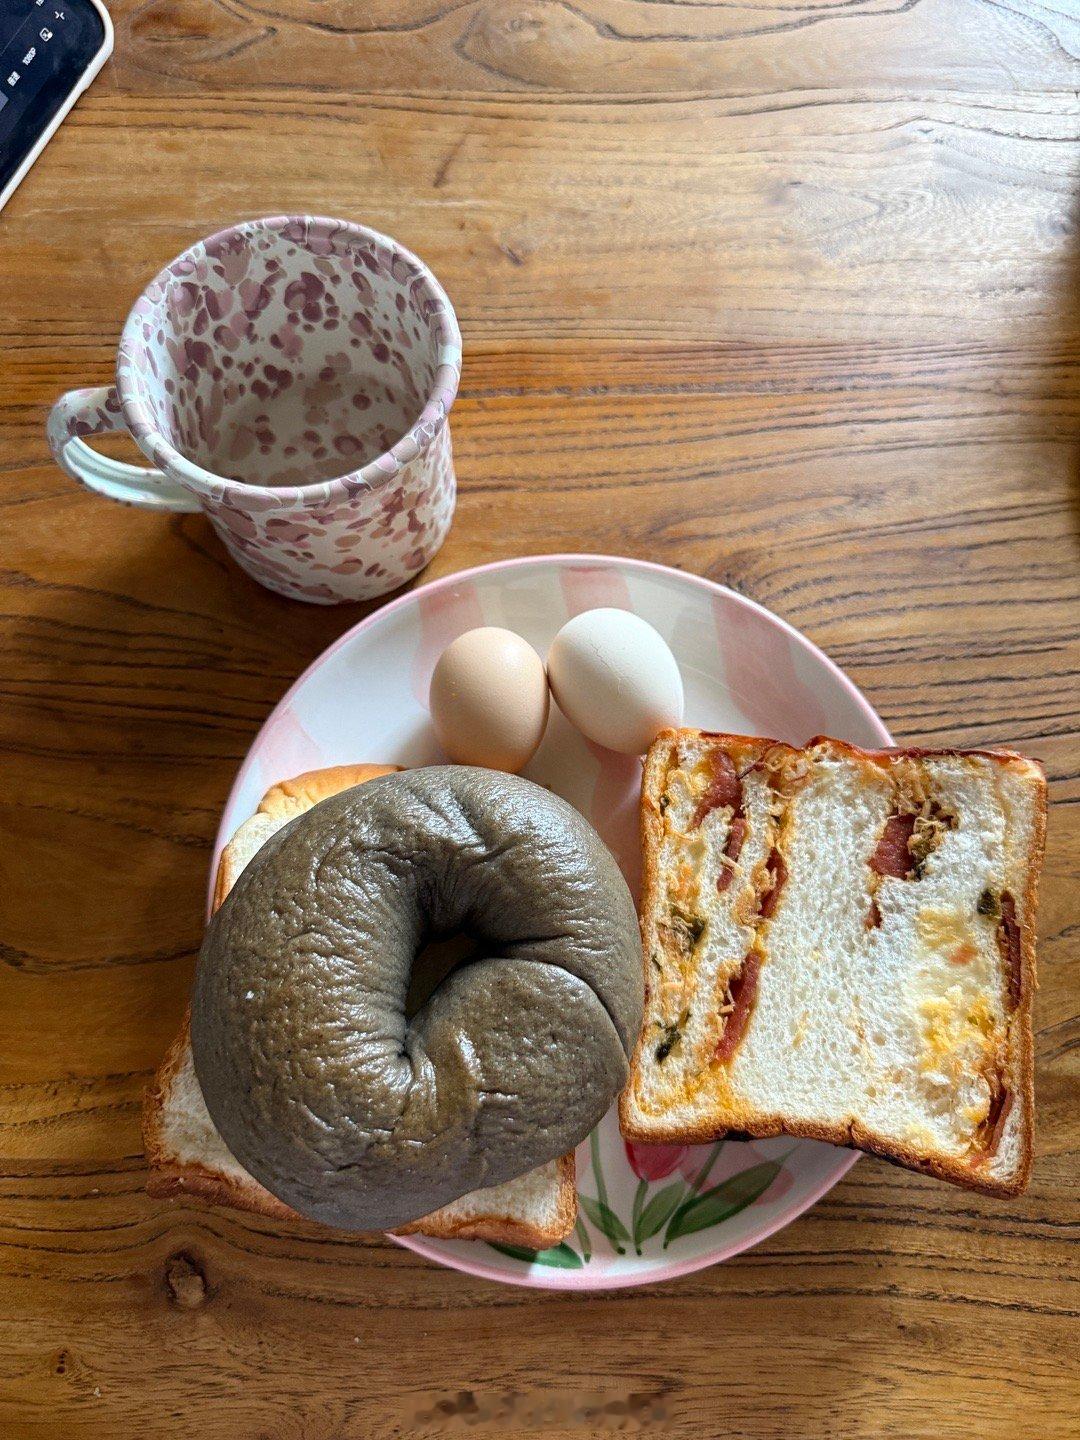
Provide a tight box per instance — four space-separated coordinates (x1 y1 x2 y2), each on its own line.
1 0 1077 1435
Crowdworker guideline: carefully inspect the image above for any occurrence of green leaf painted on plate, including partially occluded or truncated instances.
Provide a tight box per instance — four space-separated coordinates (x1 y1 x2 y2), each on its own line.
635 1182 686 1248
488 1241 584 1269
579 1195 630 1253
664 1162 783 1247
573 1216 593 1264
630 1178 648 1253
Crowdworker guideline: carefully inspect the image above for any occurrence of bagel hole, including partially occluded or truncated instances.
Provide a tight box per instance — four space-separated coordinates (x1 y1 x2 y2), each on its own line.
405 931 484 1019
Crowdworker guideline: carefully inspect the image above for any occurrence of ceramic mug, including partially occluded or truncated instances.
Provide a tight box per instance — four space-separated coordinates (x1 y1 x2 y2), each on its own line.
47 215 461 604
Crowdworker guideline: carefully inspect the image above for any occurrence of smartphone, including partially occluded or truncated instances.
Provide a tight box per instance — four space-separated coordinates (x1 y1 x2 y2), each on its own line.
0 0 112 213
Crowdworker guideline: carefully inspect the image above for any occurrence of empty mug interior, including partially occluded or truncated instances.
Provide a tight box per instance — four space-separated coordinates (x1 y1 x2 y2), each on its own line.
121 218 452 489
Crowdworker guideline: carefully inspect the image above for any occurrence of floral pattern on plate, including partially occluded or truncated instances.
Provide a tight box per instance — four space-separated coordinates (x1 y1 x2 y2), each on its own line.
217 554 891 1288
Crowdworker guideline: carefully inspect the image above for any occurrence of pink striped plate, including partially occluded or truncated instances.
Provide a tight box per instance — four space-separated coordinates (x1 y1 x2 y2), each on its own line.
217 554 891 1288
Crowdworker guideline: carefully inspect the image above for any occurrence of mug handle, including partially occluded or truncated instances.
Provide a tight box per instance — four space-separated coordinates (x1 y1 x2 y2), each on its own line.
47 385 201 513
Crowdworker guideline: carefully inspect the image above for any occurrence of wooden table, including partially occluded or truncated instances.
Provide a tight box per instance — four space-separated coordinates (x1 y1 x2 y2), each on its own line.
1 1 1077 1435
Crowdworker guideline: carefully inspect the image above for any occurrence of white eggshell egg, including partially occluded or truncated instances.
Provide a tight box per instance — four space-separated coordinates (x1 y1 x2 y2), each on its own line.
547 608 684 755
429 627 550 772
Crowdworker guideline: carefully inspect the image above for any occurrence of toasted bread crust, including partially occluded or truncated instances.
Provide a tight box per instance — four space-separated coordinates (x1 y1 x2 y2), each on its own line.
806 736 1044 771
146 761 578 1246
1011 751 1046 1193
620 730 1044 1199
393 1154 579 1248
211 814 273 915
258 763 403 819
146 1159 300 1218
142 1008 299 1220
621 1112 1030 1197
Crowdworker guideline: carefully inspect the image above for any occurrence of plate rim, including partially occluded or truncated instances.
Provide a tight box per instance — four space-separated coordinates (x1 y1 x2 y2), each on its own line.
212 552 893 1290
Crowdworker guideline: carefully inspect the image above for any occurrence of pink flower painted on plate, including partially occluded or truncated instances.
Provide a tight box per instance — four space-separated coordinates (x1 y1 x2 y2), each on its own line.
624 1140 688 1182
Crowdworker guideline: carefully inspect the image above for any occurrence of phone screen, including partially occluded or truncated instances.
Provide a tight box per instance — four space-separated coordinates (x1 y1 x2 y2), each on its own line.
0 1 107 198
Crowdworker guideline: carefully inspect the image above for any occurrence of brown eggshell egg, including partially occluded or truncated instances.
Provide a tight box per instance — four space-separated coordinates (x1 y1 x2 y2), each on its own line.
429 627 550 772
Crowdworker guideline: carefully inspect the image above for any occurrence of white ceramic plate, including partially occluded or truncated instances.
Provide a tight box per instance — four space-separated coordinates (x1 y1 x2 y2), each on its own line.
216 554 891 1289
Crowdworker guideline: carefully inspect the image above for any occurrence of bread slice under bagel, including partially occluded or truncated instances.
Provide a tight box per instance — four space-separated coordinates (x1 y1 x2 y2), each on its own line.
143 762 578 1248
620 731 1046 1197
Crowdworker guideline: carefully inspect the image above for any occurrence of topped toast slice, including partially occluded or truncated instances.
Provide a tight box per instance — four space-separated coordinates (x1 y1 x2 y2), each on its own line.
620 730 1046 1196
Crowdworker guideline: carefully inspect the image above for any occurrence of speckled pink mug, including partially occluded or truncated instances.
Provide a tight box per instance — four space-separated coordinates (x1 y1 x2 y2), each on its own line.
47 215 461 603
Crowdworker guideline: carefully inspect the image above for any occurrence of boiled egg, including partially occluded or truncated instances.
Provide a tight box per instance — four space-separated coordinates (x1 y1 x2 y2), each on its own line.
429 627 549 772
547 608 684 754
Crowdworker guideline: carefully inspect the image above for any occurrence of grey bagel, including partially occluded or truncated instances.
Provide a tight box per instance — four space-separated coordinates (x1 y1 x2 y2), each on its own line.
191 766 643 1231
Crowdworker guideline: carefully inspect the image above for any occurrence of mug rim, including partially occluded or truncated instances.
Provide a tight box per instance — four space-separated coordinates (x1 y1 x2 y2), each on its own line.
116 214 462 507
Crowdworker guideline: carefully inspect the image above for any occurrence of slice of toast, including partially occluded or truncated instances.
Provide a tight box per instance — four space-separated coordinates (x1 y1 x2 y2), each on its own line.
144 762 577 1247
620 731 1046 1197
